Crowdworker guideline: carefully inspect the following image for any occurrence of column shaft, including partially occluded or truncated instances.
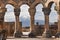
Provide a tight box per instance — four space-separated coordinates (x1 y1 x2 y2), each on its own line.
55 2 60 38
0 21 2 30
14 8 21 33
28 8 36 38
42 8 51 38
15 16 20 31
44 15 49 31
30 16 34 32
57 4 60 32
58 14 60 32
14 8 22 37
29 8 36 32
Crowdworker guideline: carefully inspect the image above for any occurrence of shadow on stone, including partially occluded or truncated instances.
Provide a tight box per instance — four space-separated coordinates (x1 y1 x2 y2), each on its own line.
15 31 22 38
42 30 52 38
28 32 36 38
55 32 60 38
1 29 7 40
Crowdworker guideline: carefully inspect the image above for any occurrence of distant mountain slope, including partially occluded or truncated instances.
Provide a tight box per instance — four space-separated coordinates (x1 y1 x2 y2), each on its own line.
20 17 55 27
20 17 45 27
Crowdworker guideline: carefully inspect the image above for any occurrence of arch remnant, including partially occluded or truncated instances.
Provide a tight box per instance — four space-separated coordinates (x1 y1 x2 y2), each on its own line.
0 0 59 38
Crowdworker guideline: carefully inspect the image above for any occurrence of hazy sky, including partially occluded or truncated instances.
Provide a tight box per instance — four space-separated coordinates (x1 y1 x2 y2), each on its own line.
4 3 58 23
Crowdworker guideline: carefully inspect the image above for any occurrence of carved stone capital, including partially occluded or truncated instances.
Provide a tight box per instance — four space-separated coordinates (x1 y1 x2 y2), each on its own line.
0 8 7 20
14 8 20 16
42 8 51 15
29 8 36 16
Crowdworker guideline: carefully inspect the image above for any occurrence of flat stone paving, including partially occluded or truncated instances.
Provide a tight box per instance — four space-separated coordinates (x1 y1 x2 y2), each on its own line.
6 32 60 40
6 35 60 40
7 37 60 40
7 32 60 40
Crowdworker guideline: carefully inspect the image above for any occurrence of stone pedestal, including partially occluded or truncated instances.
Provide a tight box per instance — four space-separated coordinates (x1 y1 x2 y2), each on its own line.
42 8 52 38
14 8 22 38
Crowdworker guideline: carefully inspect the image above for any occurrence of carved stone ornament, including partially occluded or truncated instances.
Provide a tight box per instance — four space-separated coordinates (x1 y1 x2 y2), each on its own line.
42 8 51 15
14 8 20 16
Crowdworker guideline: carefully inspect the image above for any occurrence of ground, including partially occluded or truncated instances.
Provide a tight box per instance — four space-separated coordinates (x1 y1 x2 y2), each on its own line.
7 38 60 40
6 32 60 40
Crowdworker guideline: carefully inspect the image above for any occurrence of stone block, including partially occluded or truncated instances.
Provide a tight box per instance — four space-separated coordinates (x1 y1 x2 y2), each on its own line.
42 30 52 38
14 31 22 38
28 32 36 38
55 32 60 38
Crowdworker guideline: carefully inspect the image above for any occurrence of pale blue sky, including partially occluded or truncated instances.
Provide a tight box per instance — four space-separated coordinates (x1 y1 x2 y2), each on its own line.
4 3 58 23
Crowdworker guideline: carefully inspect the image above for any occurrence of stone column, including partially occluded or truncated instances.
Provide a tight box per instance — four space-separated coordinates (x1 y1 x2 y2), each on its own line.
55 5 60 37
19 22 22 32
0 8 6 30
58 13 60 32
30 15 34 32
55 13 60 37
44 15 49 31
42 8 52 38
14 8 22 37
29 8 36 32
28 8 36 38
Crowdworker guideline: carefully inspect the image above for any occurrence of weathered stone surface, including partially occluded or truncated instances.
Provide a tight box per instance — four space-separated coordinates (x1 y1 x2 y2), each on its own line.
55 32 60 38
42 8 51 15
0 0 59 38
42 30 52 38
42 7 51 38
28 32 36 38
29 0 35 4
0 30 7 40
14 31 22 38
56 2 60 38
7 38 60 40
14 8 20 16
13 0 21 3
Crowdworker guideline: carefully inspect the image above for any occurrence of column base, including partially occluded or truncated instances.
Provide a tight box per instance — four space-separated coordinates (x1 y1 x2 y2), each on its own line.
42 30 52 38
55 32 60 38
28 31 36 38
14 31 22 38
